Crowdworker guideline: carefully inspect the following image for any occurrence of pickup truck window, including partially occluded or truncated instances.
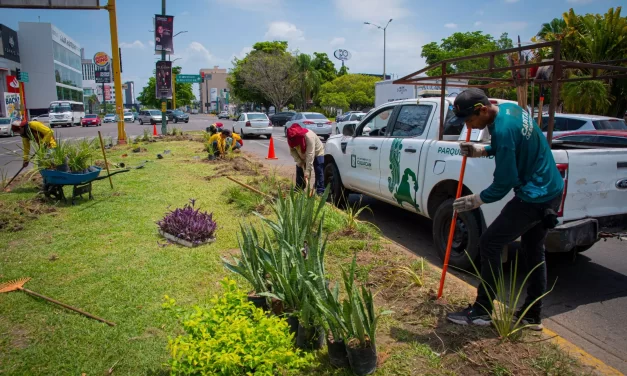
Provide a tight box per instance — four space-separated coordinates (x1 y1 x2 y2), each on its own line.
358 107 394 137
390 105 432 137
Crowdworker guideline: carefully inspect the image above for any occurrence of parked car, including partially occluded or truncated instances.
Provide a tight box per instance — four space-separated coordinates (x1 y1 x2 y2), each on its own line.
324 97 627 269
335 111 362 123
218 111 230 119
166 110 189 123
269 111 295 127
284 112 333 140
540 113 627 137
233 112 272 139
103 114 118 123
0 117 14 137
32 113 50 124
336 112 366 135
191 109 199 114
137 110 166 125
553 130 627 146
123 111 134 123
81 114 102 127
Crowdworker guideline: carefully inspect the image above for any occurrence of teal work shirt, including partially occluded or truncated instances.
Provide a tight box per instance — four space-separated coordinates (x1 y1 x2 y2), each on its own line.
480 103 563 204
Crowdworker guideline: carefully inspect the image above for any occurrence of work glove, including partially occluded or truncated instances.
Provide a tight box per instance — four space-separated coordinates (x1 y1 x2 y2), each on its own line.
453 194 484 213
460 142 487 158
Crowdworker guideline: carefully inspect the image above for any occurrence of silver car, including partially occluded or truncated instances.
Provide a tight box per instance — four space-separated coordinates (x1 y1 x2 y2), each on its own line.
138 110 166 125
284 112 332 140
233 112 272 139
0 117 14 137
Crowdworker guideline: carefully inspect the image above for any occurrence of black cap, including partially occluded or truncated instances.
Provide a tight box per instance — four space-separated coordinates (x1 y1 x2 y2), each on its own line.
221 129 232 137
447 88 491 125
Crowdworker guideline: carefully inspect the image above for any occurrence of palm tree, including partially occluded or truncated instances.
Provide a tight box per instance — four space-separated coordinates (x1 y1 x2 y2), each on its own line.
87 94 98 114
296 54 321 111
537 18 567 40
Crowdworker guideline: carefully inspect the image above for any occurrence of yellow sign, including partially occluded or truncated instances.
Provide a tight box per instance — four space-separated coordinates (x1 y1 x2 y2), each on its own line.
161 102 166 112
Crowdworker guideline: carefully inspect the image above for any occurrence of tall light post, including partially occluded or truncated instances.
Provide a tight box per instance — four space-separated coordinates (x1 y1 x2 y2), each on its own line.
364 19 393 80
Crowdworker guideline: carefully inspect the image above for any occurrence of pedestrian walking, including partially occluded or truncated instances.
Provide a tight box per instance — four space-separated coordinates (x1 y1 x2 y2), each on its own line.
445 88 564 331
286 124 325 195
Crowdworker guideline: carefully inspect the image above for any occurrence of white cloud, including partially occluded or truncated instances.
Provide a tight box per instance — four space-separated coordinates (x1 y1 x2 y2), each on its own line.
147 40 155 47
330 37 346 47
444 23 457 29
265 21 304 41
214 0 280 12
119 40 145 49
333 0 408 22
505 0 519 3
566 0 593 3
233 46 253 60
474 21 483 27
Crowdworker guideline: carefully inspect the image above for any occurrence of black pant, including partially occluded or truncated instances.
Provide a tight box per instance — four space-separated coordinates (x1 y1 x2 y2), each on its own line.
474 195 560 315
296 156 325 195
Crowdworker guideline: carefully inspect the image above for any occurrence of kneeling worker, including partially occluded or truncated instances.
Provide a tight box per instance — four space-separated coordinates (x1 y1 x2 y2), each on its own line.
12 119 57 167
287 124 325 195
208 128 243 157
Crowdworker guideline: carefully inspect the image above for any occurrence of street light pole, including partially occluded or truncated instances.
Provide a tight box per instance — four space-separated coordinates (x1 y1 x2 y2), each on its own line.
365 19 393 80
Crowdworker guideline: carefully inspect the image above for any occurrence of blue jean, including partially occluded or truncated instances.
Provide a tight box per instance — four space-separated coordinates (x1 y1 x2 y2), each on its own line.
296 156 325 195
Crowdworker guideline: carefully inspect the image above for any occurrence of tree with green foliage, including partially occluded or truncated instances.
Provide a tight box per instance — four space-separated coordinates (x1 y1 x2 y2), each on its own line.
338 65 349 76
137 66 195 109
296 53 322 110
318 74 379 111
311 52 337 83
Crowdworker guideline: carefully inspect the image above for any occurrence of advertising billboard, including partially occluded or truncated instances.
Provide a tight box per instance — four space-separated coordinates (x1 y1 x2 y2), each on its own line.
5 75 20 93
154 15 174 55
155 61 172 99
0 1 100 8
94 52 111 84
0 24 20 63
4 92 21 119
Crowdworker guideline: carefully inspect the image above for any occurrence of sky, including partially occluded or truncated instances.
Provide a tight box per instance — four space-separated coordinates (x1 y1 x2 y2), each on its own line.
0 0 621 100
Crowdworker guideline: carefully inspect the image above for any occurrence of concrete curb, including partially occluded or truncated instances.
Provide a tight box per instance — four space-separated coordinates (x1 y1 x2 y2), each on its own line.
381 237 624 376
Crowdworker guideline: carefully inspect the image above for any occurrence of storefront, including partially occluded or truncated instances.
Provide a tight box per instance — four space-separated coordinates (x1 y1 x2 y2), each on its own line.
0 24 22 118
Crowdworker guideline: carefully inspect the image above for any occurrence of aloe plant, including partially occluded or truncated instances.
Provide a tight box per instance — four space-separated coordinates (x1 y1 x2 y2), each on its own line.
222 223 271 295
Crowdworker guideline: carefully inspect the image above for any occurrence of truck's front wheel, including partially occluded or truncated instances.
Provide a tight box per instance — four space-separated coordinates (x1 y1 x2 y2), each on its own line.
432 199 482 270
324 162 348 208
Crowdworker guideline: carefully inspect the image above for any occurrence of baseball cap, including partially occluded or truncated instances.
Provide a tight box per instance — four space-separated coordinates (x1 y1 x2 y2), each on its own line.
447 88 491 125
221 129 232 137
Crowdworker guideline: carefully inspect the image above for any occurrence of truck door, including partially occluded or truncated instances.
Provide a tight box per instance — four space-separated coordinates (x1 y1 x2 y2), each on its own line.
378 103 436 213
342 105 396 196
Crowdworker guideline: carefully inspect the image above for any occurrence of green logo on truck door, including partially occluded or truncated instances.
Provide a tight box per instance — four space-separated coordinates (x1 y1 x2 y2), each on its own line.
388 138 420 211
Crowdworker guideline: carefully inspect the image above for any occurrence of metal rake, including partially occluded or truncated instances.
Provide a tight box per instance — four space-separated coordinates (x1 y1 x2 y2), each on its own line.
0 277 115 326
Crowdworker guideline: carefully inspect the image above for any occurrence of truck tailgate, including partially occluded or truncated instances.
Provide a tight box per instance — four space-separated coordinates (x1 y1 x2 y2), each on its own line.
563 149 627 222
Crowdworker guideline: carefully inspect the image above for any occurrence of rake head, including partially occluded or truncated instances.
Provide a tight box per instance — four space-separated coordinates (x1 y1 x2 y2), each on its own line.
0 277 31 293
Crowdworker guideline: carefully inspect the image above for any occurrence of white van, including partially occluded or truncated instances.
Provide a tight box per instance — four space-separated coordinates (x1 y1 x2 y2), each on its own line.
49 101 85 128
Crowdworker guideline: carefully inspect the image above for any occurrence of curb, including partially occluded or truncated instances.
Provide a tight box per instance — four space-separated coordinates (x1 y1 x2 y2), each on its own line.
381 237 624 376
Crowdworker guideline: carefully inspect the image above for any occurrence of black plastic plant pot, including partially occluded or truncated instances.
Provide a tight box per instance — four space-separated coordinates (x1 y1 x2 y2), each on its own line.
327 338 350 369
247 294 268 311
296 323 325 350
285 314 299 339
347 343 377 376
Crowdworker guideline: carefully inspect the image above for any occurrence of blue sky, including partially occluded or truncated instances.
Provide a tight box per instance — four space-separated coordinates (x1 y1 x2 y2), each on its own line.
0 0 621 99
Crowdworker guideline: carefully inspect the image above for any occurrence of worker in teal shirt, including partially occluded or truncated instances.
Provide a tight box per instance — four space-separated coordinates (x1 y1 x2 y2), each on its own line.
445 89 563 331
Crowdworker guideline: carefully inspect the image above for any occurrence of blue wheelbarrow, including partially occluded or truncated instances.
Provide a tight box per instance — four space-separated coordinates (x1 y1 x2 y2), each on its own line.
40 167 129 205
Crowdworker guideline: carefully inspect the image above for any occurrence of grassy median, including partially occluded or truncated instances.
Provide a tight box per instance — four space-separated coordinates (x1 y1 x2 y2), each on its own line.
0 138 596 375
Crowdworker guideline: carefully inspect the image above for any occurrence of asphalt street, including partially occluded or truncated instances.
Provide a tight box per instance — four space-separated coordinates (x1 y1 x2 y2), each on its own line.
3 116 626 372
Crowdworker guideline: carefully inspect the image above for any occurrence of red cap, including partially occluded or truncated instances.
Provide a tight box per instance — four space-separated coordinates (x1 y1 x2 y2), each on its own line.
215 122 223 128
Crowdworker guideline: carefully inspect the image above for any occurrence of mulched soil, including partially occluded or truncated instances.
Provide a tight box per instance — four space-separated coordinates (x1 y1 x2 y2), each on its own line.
0 197 56 232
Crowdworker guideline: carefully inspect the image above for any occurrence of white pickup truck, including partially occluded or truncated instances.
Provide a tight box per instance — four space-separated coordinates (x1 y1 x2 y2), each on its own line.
323 97 627 268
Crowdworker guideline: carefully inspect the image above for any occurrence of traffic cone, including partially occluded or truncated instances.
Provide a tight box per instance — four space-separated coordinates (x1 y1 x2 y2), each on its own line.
266 136 278 160
153 124 158 136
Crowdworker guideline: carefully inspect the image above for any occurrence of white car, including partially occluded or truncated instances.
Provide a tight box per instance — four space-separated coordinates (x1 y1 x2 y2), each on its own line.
218 111 229 119
103 114 118 123
336 112 366 135
233 112 272 139
33 113 50 124
0 117 14 137
540 113 627 137
123 112 134 122
284 112 333 140
324 97 627 269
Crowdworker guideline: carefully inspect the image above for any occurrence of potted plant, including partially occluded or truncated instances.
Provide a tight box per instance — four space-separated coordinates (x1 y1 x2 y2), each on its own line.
157 199 217 247
318 282 350 368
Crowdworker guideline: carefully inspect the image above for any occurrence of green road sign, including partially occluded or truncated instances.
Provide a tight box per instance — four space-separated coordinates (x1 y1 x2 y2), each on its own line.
175 74 202 83
19 72 29 83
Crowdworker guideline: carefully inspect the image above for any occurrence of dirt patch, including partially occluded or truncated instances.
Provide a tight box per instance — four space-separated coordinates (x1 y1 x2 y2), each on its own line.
94 160 115 169
204 157 262 182
5 171 43 190
7 326 30 350
132 147 148 153
0 198 57 232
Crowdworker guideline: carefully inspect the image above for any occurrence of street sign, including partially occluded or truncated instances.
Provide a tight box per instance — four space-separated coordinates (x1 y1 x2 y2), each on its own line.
18 72 28 83
161 102 167 112
176 74 202 83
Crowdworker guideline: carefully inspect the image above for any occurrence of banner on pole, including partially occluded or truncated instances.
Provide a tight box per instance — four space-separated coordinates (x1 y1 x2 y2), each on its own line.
94 52 111 84
155 61 172 99
154 15 174 55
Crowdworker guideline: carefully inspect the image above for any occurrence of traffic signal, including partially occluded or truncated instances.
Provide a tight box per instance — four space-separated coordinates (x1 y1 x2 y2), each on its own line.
16 68 21 81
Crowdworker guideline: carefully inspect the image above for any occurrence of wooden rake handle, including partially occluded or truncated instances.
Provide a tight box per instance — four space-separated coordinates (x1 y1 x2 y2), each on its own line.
20 287 116 327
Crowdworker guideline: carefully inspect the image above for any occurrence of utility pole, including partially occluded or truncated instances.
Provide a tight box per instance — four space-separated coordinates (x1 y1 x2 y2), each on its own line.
364 19 392 80
107 0 126 143
160 0 167 135
172 72 176 110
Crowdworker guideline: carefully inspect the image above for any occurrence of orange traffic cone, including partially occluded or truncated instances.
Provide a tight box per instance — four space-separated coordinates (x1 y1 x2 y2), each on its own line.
153 124 158 136
266 136 278 160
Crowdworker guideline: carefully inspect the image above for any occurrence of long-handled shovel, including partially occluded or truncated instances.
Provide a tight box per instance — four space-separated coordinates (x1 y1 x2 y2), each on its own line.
3 166 26 192
0 277 115 326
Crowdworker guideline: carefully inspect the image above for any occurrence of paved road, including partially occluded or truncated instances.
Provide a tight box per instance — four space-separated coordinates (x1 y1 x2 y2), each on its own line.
236 122 627 374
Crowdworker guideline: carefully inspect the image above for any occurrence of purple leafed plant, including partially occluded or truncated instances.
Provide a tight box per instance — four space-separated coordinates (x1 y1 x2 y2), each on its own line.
157 199 217 244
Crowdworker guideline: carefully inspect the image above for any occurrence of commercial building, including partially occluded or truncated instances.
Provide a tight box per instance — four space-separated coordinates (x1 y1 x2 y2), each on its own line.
0 24 22 118
18 22 84 115
199 66 228 113
124 81 136 110
81 48 99 113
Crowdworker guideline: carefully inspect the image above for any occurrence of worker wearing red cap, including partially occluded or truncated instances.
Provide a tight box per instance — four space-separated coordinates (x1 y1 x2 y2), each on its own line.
11 119 57 167
287 124 325 194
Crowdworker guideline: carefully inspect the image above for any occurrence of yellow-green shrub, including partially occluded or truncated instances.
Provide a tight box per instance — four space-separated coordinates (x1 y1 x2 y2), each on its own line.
165 278 313 375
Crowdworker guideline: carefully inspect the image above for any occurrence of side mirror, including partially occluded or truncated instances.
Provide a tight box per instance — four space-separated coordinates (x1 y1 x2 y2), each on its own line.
343 123 356 136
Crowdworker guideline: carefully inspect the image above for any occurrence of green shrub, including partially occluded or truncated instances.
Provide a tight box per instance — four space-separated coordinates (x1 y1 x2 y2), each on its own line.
165 278 313 375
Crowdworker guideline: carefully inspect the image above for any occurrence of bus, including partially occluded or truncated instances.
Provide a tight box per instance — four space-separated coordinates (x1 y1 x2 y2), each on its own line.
48 101 85 128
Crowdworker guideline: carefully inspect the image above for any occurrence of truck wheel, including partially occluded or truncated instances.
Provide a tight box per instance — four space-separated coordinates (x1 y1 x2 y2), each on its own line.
432 199 482 270
324 162 348 208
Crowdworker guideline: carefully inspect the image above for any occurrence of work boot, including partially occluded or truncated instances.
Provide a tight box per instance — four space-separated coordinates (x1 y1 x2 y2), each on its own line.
446 305 492 326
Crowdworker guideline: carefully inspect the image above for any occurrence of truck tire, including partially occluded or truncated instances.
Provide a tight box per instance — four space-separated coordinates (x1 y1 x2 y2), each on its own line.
432 198 482 270
324 162 348 208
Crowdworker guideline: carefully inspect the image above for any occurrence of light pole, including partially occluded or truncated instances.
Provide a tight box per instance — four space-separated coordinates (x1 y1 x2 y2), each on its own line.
364 19 392 80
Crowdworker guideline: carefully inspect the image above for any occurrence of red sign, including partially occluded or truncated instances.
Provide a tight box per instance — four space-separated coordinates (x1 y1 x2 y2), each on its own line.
104 85 112 101
6 75 20 93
